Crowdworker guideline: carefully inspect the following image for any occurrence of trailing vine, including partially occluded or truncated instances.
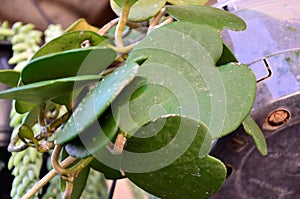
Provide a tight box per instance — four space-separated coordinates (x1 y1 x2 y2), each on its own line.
0 1 268 198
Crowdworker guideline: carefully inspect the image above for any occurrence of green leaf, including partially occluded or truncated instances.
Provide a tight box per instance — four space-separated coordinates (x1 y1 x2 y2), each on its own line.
22 47 116 84
167 0 208 5
126 22 256 138
219 63 257 137
70 165 90 199
216 43 238 66
15 100 37 114
18 124 34 140
113 0 139 7
55 60 141 145
166 5 247 31
128 21 223 63
0 70 20 87
31 30 108 60
22 102 57 126
0 75 101 104
65 108 119 158
90 147 126 180
242 115 268 156
123 115 226 199
64 18 99 33
110 0 166 22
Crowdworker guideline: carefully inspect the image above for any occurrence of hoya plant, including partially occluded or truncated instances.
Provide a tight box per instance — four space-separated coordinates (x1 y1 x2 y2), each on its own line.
0 0 267 198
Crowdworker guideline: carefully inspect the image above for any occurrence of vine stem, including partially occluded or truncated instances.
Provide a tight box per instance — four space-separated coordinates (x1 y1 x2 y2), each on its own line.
98 18 142 36
148 8 167 34
108 42 137 54
20 156 77 199
115 2 131 48
98 18 119 36
52 144 93 175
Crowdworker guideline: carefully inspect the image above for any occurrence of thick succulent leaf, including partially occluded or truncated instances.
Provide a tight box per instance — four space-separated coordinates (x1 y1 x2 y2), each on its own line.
90 146 125 180
23 106 39 125
15 100 37 114
128 21 223 63
110 0 166 22
22 47 116 84
219 63 256 137
122 115 226 199
55 60 141 145
70 165 90 199
126 21 255 138
167 0 208 5
51 87 85 105
64 18 99 33
242 115 268 156
65 108 119 158
216 43 238 66
166 5 247 31
0 75 101 104
22 102 57 125
31 30 108 59
113 0 139 7
0 70 20 87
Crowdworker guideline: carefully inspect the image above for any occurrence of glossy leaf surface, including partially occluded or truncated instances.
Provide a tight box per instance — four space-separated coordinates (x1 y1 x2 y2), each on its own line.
242 115 268 156
55 60 140 145
216 43 238 66
22 47 116 84
166 5 247 31
110 0 166 22
218 63 256 137
70 165 90 199
65 108 119 158
0 75 101 104
123 115 226 199
31 30 108 59
0 70 20 87
126 22 256 138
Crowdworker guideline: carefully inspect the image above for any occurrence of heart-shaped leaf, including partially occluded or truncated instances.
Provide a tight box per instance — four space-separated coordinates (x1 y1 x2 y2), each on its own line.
65 108 119 158
22 47 116 84
55 59 142 145
166 5 247 31
126 21 256 138
127 21 223 63
0 75 101 104
218 63 256 137
31 30 108 60
242 115 268 156
22 102 56 125
122 115 226 199
15 100 37 114
110 0 166 22
0 70 20 87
